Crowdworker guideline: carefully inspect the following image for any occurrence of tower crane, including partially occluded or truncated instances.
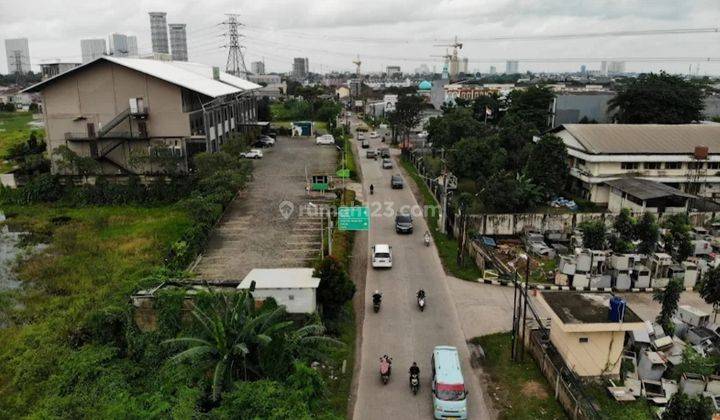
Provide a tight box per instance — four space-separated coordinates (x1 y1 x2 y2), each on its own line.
352 55 362 78
432 36 463 80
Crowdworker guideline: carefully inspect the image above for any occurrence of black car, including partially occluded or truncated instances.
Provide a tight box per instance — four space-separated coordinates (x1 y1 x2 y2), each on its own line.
379 148 390 158
395 213 413 234
391 175 403 189
252 138 274 148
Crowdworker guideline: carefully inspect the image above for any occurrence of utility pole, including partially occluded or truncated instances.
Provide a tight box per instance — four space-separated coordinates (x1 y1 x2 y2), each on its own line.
222 13 248 77
439 147 449 234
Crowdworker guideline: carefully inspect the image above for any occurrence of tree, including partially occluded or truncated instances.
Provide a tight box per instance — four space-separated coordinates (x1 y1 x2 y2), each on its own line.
579 219 607 250
388 95 424 146
663 214 694 261
497 114 539 171
313 256 356 321
505 85 555 131
611 209 636 253
654 278 683 334
477 172 543 213
449 136 506 184
257 96 272 121
635 213 659 255
425 107 485 148
52 145 100 179
609 72 706 124
524 134 569 199
662 392 714 420
699 266 720 322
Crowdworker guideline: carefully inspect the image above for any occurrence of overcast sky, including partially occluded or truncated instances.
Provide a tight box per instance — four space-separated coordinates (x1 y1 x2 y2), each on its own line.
1 0 720 76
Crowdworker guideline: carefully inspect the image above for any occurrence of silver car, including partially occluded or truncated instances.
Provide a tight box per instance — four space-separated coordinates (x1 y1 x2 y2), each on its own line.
382 158 393 169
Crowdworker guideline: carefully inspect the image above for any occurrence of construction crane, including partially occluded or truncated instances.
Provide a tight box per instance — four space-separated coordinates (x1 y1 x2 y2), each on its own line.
433 36 463 80
352 55 362 78
430 50 452 79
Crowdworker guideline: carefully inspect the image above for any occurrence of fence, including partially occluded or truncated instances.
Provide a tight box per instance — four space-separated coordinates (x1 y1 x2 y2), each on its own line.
526 330 601 420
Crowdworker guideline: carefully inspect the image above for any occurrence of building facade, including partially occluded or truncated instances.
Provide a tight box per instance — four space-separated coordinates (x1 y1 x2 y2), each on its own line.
40 61 80 80
24 57 260 176
5 38 31 74
292 57 309 79
554 124 720 204
127 36 138 57
251 61 265 75
551 92 616 126
81 39 107 63
168 24 188 61
108 33 130 57
386 65 401 77
505 60 519 74
149 12 170 54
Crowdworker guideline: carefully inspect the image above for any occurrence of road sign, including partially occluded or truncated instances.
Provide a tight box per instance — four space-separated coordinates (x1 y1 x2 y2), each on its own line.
338 206 369 231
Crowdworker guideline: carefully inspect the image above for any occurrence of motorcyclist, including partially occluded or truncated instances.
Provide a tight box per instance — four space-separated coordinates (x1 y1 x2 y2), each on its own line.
409 362 420 383
380 355 392 375
372 290 382 304
417 289 426 299
370 184 374 195
424 230 431 245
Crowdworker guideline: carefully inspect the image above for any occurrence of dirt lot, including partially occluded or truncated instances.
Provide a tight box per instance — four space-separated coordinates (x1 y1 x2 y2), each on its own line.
193 136 337 281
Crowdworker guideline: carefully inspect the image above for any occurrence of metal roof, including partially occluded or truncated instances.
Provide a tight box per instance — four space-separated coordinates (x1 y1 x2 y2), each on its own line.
605 178 694 201
24 56 260 98
237 268 320 289
554 124 720 155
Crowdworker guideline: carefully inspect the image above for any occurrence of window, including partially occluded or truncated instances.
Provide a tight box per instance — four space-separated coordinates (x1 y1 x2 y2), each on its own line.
579 337 589 343
288 295 295 300
688 162 705 170
621 162 639 170
665 162 682 170
709 162 720 170
644 162 661 170
575 158 586 167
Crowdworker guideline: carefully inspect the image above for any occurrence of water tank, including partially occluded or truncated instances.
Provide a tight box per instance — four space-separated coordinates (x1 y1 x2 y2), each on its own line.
609 296 626 322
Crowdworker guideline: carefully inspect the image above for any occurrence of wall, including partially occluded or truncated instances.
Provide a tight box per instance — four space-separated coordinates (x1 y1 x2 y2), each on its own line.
250 287 316 314
550 325 625 376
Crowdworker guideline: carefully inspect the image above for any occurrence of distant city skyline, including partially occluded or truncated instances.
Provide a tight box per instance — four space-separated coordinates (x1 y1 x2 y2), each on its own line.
1 0 720 75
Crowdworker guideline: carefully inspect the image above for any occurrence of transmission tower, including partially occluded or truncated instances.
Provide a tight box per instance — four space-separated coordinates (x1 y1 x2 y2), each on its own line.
222 13 248 77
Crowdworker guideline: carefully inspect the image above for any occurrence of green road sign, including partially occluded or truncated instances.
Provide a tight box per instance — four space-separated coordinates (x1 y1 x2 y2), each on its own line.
338 206 369 231
336 168 350 179
311 182 329 191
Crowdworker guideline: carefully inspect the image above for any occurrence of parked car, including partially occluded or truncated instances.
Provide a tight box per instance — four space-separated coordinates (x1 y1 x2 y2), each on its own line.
370 131 380 139
382 158 393 169
357 133 365 141
316 135 335 145
366 149 377 159
258 135 275 146
395 213 413 234
252 137 274 148
240 149 263 159
391 174 404 189
361 139 370 149
371 244 393 268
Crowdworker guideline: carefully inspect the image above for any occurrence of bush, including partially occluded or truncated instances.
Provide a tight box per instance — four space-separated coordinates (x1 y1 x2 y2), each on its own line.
314 256 356 323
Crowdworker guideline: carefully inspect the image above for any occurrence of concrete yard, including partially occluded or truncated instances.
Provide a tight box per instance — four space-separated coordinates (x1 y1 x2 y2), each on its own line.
193 136 337 281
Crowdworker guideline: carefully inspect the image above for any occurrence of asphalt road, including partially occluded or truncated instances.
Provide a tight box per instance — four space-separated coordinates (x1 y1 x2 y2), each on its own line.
352 124 493 419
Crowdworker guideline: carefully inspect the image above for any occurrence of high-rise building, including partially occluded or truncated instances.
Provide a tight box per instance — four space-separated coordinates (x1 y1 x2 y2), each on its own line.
81 38 107 63
414 64 430 75
489 65 497 75
251 61 265 75
108 33 129 57
386 65 401 77
461 58 469 74
168 24 188 61
5 38 31 74
127 36 138 57
505 60 519 74
292 57 309 79
149 12 169 54
607 61 625 75
580 64 587 74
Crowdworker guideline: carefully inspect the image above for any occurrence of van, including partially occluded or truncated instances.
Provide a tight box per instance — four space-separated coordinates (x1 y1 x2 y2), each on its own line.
371 244 392 268
431 346 468 419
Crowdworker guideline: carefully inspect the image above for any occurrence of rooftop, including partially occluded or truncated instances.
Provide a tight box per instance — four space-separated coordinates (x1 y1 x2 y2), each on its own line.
606 178 694 201
237 268 320 290
541 292 642 325
24 56 260 98
554 124 720 155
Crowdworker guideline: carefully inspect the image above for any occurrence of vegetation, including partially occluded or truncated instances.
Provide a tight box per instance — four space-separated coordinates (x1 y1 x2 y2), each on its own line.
609 72 707 124
662 214 693 262
699 266 720 320
523 135 569 199
579 219 607 250
635 212 660 255
387 94 425 145
0 111 44 173
314 256 356 324
654 278 683 334
662 392 714 420
471 333 565 420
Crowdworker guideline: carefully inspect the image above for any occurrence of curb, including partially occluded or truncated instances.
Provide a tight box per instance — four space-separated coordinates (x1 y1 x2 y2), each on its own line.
478 278 662 293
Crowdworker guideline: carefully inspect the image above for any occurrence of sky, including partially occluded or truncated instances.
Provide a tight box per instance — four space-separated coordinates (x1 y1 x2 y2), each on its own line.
1 0 720 76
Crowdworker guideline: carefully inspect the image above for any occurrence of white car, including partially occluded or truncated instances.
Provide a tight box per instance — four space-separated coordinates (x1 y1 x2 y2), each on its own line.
371 244 393 268
379 124 388 129
316 135 335 145
370 131 380 139
240 149 263 159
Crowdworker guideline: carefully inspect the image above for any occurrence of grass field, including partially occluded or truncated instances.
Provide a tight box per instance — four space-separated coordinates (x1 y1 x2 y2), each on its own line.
0 112 43 172
471 333 566 420
400 156 482 281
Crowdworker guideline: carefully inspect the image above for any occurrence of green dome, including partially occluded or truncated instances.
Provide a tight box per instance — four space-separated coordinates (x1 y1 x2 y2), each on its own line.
418 80 432 90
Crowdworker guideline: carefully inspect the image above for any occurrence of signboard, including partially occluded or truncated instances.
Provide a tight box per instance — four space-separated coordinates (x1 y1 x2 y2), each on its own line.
338 206 369 231
311 183 329 191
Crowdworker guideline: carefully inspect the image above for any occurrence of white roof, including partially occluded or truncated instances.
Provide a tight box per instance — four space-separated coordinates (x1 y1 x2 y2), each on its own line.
25 56 261 98
374 244 391 253
237 268 320 290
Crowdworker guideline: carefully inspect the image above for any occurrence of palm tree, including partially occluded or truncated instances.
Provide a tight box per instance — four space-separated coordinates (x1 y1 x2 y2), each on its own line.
163 291 288 401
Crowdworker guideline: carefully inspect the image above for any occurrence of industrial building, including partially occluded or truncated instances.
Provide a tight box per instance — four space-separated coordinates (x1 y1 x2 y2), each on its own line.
168 24 188 61
292 57 309 79
81 39 107 63
149 12 170 54
4 38 31 74
553 124 720 204
24 56 260 176
39 61 80 80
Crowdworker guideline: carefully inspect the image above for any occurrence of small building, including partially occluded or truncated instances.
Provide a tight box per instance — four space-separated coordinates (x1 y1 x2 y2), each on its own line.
237 268 321 314
537 292 645 377
39 60 81 80
605 178 692 214
291 121 314 136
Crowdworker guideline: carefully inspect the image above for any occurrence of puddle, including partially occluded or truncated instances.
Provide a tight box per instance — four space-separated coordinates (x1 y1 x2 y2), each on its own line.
0 212 47 291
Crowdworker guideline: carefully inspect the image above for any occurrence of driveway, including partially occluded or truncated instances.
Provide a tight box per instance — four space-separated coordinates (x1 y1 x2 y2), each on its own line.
351 121 493 419
193 136 337 281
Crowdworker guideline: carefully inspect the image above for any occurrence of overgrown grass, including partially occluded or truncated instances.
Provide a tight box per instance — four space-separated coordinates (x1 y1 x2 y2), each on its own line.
471 333 566 420
400 156 482 281
584 384 653 420
0 112 43 172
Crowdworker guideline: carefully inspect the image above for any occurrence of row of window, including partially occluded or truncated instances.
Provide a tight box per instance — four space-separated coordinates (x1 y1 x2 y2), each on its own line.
620 161 720 170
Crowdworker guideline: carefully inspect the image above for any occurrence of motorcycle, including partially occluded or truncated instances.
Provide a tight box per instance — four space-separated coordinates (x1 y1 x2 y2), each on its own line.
410 373 420 395
380 357 392 384
372 294 382 313
370 185 374 195
424 232 431 247
418 295 425 312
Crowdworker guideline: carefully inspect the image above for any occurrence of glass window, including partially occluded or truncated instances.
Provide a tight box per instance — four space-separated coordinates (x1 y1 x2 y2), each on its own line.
709 162 720 170
644 162 661 170
688 162 705 170
665 162 682 169
621 162 639 170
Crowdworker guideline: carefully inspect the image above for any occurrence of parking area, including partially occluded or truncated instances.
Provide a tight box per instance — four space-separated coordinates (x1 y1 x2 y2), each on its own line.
193 136 338 281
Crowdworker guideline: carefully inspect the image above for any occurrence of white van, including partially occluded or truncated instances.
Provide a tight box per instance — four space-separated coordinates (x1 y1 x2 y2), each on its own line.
432 346 468 419
371 244 393 268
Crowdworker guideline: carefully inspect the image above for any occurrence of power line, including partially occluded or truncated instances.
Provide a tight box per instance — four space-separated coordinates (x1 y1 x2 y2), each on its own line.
222 13 248 76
